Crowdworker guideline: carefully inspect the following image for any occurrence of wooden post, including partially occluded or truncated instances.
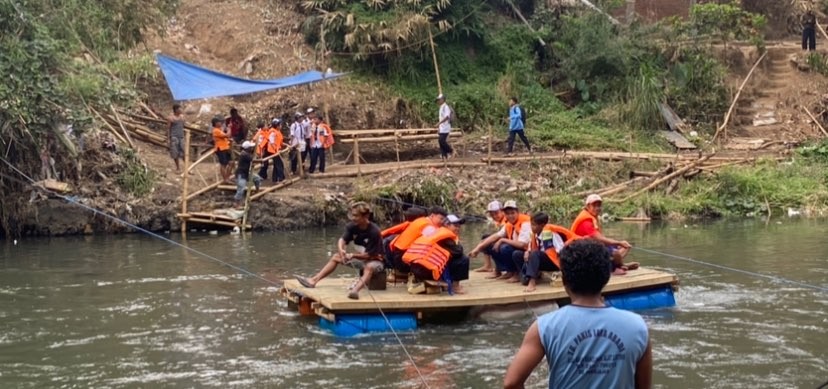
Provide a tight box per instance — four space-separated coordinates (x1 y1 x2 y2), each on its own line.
487 126 493 165
181 130 191 236
428 28 443 95
354 138 361 177
395 132 401 168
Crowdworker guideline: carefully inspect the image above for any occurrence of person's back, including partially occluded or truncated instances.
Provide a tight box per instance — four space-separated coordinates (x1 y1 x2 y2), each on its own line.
538 305 648 389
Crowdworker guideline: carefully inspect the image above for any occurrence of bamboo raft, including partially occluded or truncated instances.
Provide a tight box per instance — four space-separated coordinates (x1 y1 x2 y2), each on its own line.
281 267 679 336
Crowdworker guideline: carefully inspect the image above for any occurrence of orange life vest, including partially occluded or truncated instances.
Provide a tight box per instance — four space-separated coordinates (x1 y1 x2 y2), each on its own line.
530 224 579 268
212 127 230 151
504 213 531 240
571 209 600 237
402 227 459 281
311 122 335 149
266 127 283 154
381 221 410 238
253 128 268 156
390 217 432 251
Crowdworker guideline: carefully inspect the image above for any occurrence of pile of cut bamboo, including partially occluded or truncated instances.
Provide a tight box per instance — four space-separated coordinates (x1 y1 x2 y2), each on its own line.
88 103 210 149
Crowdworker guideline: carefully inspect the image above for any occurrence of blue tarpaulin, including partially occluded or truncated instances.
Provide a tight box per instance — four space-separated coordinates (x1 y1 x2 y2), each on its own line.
155 54 345 101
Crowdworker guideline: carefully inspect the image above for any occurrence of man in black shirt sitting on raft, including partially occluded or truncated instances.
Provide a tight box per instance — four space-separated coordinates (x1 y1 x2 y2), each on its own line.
295 202 384 300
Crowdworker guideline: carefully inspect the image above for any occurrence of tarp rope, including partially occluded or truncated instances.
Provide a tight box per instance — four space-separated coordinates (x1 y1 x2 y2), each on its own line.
0 156 430 387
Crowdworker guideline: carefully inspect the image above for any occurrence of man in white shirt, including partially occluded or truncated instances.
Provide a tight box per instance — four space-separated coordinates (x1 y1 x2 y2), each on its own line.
289 112 305 175
435 94 454 160
468 200 532 283
302 108 314 166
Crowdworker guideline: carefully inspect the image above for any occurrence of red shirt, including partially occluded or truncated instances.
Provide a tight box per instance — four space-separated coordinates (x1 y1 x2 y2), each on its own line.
574 219 597 237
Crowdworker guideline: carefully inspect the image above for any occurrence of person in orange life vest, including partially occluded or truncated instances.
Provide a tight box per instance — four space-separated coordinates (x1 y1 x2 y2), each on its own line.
473 200 507 273
387 206 448 276
521 212 579 293
211 117 233 182
308 116 331 174
406 214 470 294
382 207 428 281
571 194 637 275
263 118 286 183
469 200 531 283
295 202 384 300
252 122 268 158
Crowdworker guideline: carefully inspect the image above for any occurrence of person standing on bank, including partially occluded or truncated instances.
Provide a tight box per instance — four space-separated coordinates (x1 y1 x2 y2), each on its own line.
803 9 817 51
435 94 454 160
234 141 262 208
302 108 314 166
308 115 331 174
506 97 531 156
211 117 233 182
504 239 652 389
289 112 305 175
226 108 246 144
167 104 186 172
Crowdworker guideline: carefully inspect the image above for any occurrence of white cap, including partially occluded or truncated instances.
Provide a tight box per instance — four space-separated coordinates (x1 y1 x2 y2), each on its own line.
585 194 603 205
295 111 303 117
241 141 256 149
306 107 315 113
503 200 518 210
487 200 502 212
445 214 465 225
435 93 445 101
271 118 281 125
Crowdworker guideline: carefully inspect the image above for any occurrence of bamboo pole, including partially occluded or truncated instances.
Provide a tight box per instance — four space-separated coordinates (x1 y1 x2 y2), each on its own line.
182 149 216 177
185 180 223 201
119 110 209 135
395 133 401 169
139 102 162 120
354 138 361 177
487 126 493 166
428 28 443 95
612 155 713 202
505 0 547 46
241 149 256 229
803 106 828 137
713 51 767 142
181 131 191 236
87 105 128 145
249 177 301 201
110 104 135 148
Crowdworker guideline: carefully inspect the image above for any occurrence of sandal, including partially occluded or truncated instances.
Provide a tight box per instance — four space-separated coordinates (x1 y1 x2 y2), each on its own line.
294 275 315 288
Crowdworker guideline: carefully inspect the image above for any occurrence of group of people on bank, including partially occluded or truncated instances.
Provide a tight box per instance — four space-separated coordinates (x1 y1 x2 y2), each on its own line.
293 193 637 300
167 105 336 208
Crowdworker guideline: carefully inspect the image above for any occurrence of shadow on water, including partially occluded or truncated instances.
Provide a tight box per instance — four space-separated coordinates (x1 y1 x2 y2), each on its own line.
0 219 826 388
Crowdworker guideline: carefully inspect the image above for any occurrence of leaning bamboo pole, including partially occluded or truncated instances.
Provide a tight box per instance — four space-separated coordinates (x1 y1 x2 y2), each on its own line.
181 130 191 236
713 51 767 142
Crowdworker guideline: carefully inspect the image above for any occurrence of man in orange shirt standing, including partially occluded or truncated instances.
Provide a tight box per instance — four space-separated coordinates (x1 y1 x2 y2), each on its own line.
211 117 233 182
259 118 285 183
571 194 637 275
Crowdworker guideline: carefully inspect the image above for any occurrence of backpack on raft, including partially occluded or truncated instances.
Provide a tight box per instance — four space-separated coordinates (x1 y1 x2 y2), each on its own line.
519 105 527 126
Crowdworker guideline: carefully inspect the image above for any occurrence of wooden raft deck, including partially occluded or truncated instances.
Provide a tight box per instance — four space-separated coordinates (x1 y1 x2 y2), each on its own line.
281 267 678 319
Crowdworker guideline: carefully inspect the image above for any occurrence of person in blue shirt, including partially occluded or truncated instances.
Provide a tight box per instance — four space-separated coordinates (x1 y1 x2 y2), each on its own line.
504 239 652 389
506 97 531 155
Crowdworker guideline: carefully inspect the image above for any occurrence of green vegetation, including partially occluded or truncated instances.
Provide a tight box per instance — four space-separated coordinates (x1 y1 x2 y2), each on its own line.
116 149 157 197
0 0 174 236
302 0 765 151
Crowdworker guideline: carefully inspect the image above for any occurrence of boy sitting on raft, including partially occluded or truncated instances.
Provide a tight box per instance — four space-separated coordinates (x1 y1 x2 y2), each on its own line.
571 194 638 275
522 212 579 293
294 202 384 300
403 214 470 294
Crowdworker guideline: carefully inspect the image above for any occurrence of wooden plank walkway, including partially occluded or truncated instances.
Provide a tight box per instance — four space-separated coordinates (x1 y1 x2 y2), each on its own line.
281 267 677 314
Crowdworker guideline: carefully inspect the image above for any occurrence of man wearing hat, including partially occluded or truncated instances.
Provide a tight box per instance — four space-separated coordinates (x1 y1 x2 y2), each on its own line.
474 200 507 273
259 118 285 183
234 141 262 208
571 194 636 275
435 94 454 160
404 214 469 294
469 200 532 283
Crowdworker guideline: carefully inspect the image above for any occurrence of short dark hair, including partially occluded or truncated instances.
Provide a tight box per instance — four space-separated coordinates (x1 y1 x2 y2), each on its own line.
211 117 222 126
532 212 549 226
404 207 427 221
257 122 265 129
510 97 518 103
172 104 181 111
230 107 239 116
429 206 448 217
559 239 612 296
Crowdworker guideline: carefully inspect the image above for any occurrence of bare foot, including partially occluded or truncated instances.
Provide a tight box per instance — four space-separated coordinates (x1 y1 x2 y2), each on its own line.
498 272 515 280
474 266 494 273
452 285 467 294
506 276 520 283
612 267 627 276
622 262 640 271
485 272 502 279
524 280 537 293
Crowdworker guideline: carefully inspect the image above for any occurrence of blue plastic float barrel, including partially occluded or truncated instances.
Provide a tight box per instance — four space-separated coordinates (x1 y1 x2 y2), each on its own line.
319 313 417 337
604 285 676 311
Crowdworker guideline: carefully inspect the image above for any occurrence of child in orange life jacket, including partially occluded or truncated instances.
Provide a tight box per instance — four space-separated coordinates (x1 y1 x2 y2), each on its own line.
469 200 531 283
386 206 448 279
522 212 578 293
294 202 384 300
381 207 427 279
406 214 470 294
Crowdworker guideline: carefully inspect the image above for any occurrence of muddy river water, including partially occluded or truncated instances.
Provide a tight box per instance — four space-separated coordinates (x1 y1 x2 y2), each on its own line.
1 219 826 388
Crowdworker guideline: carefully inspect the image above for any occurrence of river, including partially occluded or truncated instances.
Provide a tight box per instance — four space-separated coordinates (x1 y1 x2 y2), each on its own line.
1 220 826 388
